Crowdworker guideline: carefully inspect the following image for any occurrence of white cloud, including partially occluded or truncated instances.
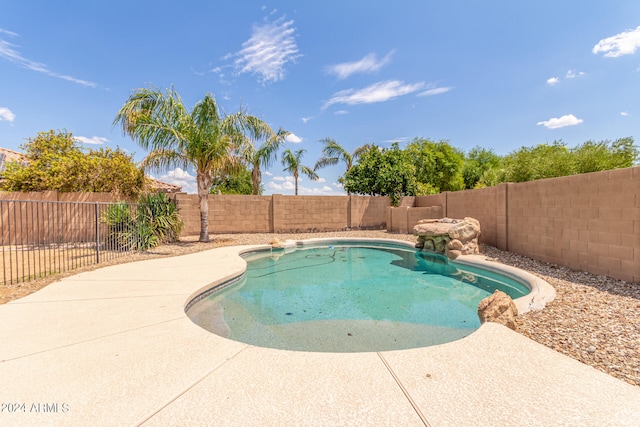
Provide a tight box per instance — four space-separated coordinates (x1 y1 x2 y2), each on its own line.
566 69 585 78
286 133 302 143
301 117 312 123
334 110 349 115
0 28 96 87
620 111 630 116
316 177 326 183
74 136 108 145
264 170 273 176
273 176 285 182
325 51 394 79
593 25 640 57
382 136 411 144
547 77 559 85
298 185 341 195
417 86 453 97
267 181 283 191
230 16 300 83
0 107 15 122
282 180 295 190
322 80 425 110
536 114 583 129
157 167 197 194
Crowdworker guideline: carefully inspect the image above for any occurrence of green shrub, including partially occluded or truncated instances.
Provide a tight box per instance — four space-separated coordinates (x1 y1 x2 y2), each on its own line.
104 193 183 251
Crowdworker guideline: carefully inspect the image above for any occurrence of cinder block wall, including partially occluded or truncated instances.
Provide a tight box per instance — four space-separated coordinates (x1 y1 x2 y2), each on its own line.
507 167 640 283
273 195 349 232
350 195 389 229
446 186 501 247
0 191 122 244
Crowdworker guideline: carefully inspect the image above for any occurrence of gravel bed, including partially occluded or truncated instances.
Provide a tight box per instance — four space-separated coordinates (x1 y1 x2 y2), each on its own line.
2 230 638 387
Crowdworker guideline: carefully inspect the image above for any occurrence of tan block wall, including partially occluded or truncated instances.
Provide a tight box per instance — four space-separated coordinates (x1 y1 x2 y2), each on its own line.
174 193 201 236
273 195 349 232
3 169 639 284
386 206 444 233
210 195 273 233
507 167 640 283
445 186 500 247
349 195 389 229
0 191 124 245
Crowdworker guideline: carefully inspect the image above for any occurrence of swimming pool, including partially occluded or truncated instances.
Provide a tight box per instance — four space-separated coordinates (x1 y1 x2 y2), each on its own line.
187 239 532 352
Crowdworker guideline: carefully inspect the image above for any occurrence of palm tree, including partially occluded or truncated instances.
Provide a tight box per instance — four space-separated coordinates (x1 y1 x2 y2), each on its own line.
113 86 247 242
314 138 371 193
281 148 318 195
235 116 289 195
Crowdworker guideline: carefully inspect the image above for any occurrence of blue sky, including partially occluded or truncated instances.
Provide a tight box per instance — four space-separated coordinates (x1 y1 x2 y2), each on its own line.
1 1 639 195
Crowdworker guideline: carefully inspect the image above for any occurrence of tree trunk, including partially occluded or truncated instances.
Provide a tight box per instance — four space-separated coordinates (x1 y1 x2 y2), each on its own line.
197 172 212 242
252 166 261 195
294 171 299 195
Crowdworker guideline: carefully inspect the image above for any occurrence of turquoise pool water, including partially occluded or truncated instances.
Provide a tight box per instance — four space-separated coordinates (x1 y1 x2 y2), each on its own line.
187 241 530 352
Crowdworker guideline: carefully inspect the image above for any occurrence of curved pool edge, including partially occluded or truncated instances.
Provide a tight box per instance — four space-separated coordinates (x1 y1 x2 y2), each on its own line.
183 237 555 324
454 254 556 314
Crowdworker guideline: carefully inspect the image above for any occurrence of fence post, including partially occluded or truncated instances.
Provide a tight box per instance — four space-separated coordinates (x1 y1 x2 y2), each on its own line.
95 202 100 264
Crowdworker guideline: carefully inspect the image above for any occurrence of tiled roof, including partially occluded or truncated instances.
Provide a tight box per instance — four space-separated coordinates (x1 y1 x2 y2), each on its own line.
147 177 183 193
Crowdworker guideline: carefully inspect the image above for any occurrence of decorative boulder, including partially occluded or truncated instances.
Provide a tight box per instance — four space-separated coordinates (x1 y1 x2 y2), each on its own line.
477 290 518 330
413 217 481 260
269 237 285 248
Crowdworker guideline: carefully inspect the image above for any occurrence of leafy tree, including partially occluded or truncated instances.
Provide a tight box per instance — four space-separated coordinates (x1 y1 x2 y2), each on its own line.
343 143 417 206
462 146 501 189
572 137 638 173
1 130 145 198
281 148 318 195
501 141 574 183
114 86 252 242
210 166 256 195
404 138 465 192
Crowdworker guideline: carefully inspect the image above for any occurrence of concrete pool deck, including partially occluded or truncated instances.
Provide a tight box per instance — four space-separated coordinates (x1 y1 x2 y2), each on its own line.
1 245 638 426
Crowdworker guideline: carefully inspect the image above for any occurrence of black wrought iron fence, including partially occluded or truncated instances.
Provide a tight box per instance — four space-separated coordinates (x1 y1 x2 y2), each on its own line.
1 200 141 286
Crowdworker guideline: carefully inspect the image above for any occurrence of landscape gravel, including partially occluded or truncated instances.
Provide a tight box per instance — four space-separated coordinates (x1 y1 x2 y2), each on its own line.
2 230 638 387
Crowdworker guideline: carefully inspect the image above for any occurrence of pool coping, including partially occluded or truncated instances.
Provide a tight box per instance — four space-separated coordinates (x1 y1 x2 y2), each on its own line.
0 242 638 426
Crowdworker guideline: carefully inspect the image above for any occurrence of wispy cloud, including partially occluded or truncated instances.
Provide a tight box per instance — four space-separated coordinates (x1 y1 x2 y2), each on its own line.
536 114 583 129
547 77 560 85
285 133 302 143
325 51 394 79
334 110 349 115
620 111 630 116
0 107 15 123
229 16 300 84
301 117 312 123
593 25 640 58
322 80 425 110
566 69 585 78
417 86 453 97
0 28 96 87
74 136 108 145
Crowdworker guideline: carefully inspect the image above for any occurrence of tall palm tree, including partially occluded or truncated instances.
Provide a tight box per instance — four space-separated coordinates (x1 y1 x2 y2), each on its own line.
281 148 318 195
314 138 371 193
113 86 247 242
235 116 289 195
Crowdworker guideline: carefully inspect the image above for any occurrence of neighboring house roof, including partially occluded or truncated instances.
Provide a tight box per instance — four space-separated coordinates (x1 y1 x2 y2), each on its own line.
0 147 28 174
0 146 182 193
147 177 182 193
